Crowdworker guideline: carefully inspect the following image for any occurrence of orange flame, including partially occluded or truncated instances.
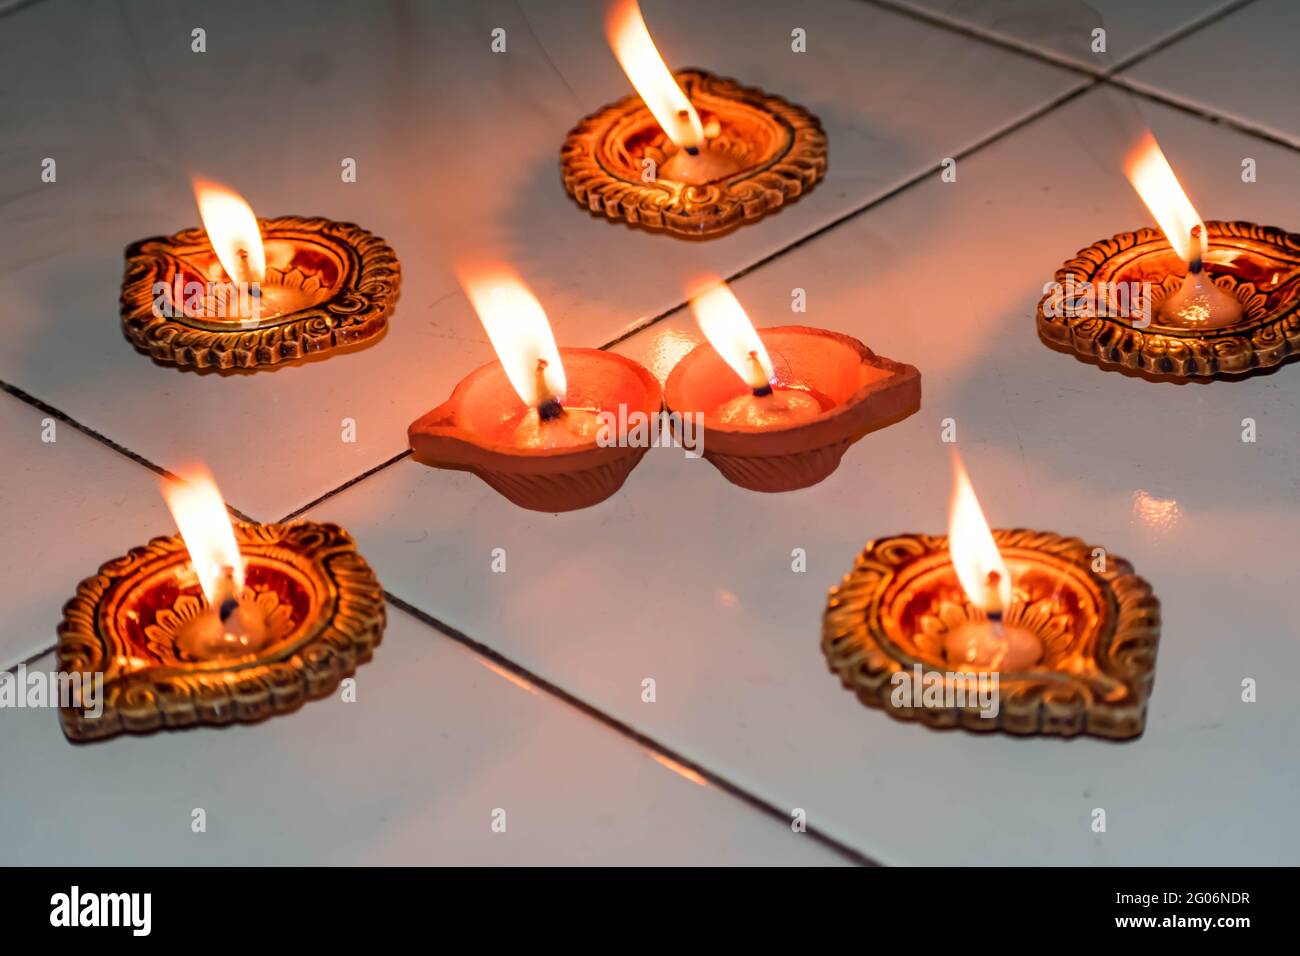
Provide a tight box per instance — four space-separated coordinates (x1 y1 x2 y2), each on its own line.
606 0 703 150
193 177 265 283
1124 133 1206 265
948 452 1011 611
459 265 566 409
160 464 243 606
688 279 773 391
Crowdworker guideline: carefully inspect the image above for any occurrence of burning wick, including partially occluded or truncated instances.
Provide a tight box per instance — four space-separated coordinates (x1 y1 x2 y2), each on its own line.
460 266 600 449
1124 136 1242 330
161 466 271 661
679 110 700 156
535 359 565 422
748 352 773 398
689 280 825 428
941 455 1043 673
1187 225 1206 275
607 0 741 185
214 564 241 622
1158 224 1241 329
982 569 1005 631
192 178 316 322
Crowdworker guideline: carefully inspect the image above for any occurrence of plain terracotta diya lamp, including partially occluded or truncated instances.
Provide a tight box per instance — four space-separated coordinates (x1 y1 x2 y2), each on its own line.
1038 134 1300 379
663 280 920 493
56 465 385 741
121 178 400 370
560 0 827 239
822 453 1161 740
408 267 662 512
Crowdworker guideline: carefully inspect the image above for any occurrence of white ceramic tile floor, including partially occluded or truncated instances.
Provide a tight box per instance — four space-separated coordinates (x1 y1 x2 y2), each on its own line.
891 0 1241 71
0 609 847 865
302 87 1300 865
1120 0 1300 147
0 391 174 670
0 0 1080 519
2 0 1297 866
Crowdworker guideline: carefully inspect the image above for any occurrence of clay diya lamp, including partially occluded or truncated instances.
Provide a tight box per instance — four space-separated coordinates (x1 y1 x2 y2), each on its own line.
823 453 1161 740
121 178 400 370
408 268 662 512
57 465 385 742
560 0 827 239
1038 134 1300 379
664 280 920 493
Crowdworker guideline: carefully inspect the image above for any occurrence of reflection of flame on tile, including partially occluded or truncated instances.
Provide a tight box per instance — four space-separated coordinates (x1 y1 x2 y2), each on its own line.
476 657 541 695
649 752 709 787
715 588 739 609
1132 490 1182 533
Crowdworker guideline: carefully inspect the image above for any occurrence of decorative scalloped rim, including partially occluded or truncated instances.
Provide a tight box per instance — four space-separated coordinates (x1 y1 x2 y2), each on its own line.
822 529 1161 739
1037 220 1300 378
560 69 828 238
56 521 385 741
121 216 401 370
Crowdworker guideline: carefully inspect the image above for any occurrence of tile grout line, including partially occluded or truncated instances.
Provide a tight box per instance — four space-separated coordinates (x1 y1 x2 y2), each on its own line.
1102 77 1300 154
865 0 1292 156
277 449 413 523
383 592 880 866
865 0 1259 80
1 380 177 483
0 380 258 525
0 374 875 860
265 77 1098 522
0 78 1102 526
603 77 1100 350
0 3 1272 858
8 593 880 864
5 645 58 676
3 1 1270 522
1105 0 1259 74
2 0 1280 530
864 0 1108 76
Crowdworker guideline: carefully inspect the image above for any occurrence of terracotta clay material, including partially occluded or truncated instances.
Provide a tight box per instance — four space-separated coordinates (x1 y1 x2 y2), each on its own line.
823 529 1161 740
664 326 921 492
408 348 663 512
57 521 386 742
121 216 401 371
561 69 828 239
1037 220 1300 379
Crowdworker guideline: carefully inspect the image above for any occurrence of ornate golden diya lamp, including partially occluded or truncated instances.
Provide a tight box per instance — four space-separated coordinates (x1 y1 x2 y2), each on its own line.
1038 134 1300 379
58 466 385 741
408 265 662 512
665 279 920 492
561 0 827 239
121 179 401 370
823 454 1161 740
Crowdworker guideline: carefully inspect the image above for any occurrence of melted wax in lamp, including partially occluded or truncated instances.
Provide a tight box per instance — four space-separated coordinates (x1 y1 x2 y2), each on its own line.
713 350 829 428
942 570 1043 673
1124 141 1242 330
175 565 271 660
658 116 744 186
162 468 272 661
606 1 743 187
194 179 315 323
492 360 602 449
1157 226 1242 330
942 456 1042 673
201 254 313 322
690 281 829 428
